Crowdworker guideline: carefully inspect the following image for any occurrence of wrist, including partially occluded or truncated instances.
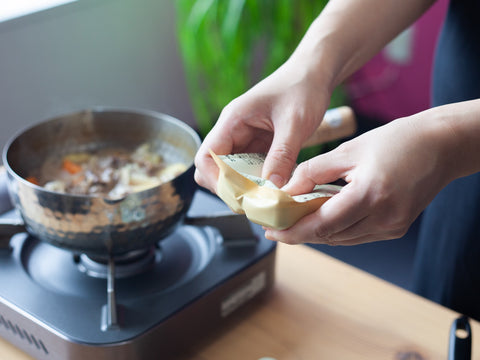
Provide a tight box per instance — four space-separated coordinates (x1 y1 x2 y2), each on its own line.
410 102 480 184
287 23 340 93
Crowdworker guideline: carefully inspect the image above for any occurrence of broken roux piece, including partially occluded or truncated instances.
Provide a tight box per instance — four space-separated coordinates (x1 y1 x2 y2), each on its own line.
210 150 341 230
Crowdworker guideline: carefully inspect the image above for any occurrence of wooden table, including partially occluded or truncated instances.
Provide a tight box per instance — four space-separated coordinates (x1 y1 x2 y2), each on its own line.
1 243 478 360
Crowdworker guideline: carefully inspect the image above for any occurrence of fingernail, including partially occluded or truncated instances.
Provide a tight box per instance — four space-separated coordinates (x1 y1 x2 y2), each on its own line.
268 173 285 188
264 231 274 241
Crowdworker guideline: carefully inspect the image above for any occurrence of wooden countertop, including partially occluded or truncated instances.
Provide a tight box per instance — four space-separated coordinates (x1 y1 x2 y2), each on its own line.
1 243 478 360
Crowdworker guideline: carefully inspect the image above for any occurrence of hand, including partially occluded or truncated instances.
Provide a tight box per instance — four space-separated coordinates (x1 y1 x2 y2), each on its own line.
264 113 456 245
194 58 332 194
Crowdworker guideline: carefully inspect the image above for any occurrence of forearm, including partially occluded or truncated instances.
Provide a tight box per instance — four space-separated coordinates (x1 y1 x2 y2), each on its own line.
420 100 480 181
288 0 436 90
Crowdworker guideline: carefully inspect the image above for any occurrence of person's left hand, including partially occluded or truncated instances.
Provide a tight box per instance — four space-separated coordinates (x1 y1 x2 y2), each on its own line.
194 57 332 194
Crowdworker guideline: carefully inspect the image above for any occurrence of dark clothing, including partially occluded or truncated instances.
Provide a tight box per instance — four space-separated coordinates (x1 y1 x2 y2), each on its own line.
412 0 480 320
431 0 480 105
413 175 480 319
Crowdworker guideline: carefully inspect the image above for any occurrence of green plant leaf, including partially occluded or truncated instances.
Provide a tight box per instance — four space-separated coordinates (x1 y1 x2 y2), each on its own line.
176 0 343 143
221 0 246 45
186 0 217 32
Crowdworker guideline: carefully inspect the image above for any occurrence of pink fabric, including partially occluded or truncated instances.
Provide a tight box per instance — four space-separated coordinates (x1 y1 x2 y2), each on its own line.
346 0 449 122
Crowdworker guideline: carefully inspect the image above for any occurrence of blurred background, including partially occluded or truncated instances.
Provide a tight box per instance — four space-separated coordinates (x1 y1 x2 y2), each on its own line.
0 0 448 290
0 0 196 149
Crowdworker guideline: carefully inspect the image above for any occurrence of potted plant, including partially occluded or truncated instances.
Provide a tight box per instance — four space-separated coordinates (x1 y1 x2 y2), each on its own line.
176 0 346 158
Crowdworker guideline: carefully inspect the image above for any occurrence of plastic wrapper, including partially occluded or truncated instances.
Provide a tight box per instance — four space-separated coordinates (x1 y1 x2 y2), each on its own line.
210 150 341 230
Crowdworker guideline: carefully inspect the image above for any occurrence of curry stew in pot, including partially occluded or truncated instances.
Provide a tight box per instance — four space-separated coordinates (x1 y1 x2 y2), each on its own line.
27 142 187 199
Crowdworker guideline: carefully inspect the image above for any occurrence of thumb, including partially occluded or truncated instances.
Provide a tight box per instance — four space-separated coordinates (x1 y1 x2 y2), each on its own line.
283 149 351 195
262 127 303 188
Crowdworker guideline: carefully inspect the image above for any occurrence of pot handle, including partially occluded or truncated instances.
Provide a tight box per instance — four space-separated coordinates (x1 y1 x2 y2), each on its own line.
0 216 26 250
184 212 257 245
302 106 357 148
0 166 26 248
0 166 13 214
448 316 472 360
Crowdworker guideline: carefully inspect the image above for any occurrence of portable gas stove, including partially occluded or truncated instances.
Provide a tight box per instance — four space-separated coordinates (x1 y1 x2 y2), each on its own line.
0 173 276 359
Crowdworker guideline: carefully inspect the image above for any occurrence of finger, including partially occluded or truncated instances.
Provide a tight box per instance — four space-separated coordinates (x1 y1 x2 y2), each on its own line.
193 131 233 193
261 115 306 188
265 183 368 243
266 204 409 246
263 228 379 246
321 211 409 245
194 165 217 193
283 145 352 194
312 224 402 246
194 144 220 192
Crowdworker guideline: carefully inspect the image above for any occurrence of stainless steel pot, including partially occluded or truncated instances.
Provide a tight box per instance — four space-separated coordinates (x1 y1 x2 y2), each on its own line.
1 108 201 256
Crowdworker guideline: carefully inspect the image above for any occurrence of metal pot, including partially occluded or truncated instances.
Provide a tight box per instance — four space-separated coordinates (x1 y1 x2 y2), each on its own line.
1 108 200 256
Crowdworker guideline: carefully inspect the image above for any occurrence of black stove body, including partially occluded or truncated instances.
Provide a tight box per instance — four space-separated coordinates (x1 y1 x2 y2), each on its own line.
0 182 276 360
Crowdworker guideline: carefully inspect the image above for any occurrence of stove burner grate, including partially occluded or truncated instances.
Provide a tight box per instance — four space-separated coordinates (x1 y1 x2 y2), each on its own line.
21 225 219 299
76 247 158 279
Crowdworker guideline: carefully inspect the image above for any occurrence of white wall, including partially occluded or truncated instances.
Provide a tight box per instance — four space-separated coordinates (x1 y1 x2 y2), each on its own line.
0 0 196 154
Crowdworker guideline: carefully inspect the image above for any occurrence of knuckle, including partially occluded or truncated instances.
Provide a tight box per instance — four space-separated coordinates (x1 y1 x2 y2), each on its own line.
374 210 411 240
386 215 411 238
268 145 298 165
325 235 338 246
313 223 332 244
391 227 408 239
219 98 245 122
382 225 408 240
292 161 309 178
333 141 352 158
218 103 237 122
193 171 208 190
363 186 414 240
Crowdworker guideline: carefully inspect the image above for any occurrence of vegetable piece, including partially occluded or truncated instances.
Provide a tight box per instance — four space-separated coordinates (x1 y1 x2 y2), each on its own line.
64 152 90 163
62 159 82 174
26 176 40 185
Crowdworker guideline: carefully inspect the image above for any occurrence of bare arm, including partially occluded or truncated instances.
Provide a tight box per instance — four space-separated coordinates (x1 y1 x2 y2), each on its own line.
288 0 437 88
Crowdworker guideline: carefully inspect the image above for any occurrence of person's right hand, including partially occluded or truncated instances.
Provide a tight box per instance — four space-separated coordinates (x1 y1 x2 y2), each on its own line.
194 58 333 194
264 108 460 245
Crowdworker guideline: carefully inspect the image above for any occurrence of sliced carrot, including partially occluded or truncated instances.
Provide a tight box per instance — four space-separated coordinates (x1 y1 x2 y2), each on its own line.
62 159 82 174
26 176 40 185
